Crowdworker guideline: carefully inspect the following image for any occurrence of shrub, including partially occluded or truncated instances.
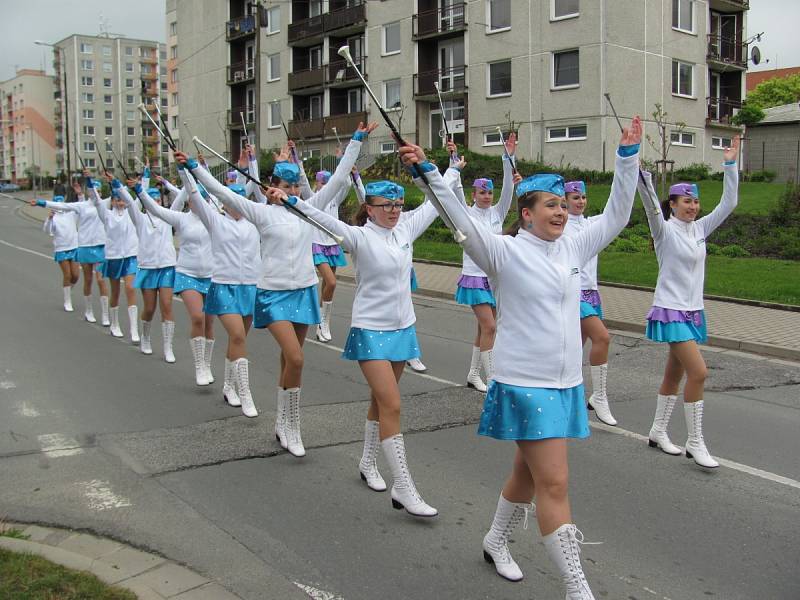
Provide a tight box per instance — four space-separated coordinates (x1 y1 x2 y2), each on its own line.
743 170 777 183
673 163 711 181
769 184 800 226
720 244 750 258
706 243 721 255
610 237 650 253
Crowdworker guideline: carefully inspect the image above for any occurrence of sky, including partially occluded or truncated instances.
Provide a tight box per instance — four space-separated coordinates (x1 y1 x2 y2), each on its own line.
0 0 798 81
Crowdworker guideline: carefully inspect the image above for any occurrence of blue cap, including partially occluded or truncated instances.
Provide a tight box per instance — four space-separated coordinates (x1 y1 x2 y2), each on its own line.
272 161 301 184
564 181 586 195
89 179 102 189
472 178 494 191
365 180 405 200
669 182 699 199
315 170 332 184
52 195 65 203
227 183 246 196
516 174 565 198
196 183 209 199
147 187 161 200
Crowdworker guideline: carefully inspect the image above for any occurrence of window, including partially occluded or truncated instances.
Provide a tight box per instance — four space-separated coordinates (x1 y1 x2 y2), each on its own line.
268 101 281 128
126 95 134 104
380 141 397 154
483 130 515 146
170 21 177 35
103 78 112 88
300 148 320 161
171 116 178 129
348 88 363 113
171 92 178 105
552 0 579 19
83 141 95 152
125 46 133 56
105 126 113 136
85 158 96 168
160 49 167 60
170 45 178 59
171 69 178 83
384 79 401 109
160 66 166 76
488 60 511 96
126 110 135 121
104 94 112 104
671 60 693 97
81 60 94 70
383 22 401 55
82 125 95 135
547 124 587 141
106 158 114 167
81 93 94 103
711 136 732 150
672 0 694 33
309 0 322 17
266 6 280 34
127 127 135 136
82 109 94 119
487 0 511 32
670 131 694 146
125 63 134 72
126 79 134 88
161 97 168 108
268 53 280 81
127 143 135 153
161 81 168 91
81 76 93 86
102 46 111 57
309 95 323 120
104 110 113 119
100 62 111 73
553 49 579 88
80 43 93 54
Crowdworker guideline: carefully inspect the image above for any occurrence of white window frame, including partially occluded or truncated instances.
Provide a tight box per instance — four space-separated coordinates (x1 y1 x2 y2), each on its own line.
125 63 134 73
670 131 695 146
126 110 135 122
102 46 111 57
170 22 177 35
711 135 732 150
127 127 135 136
82 126 95 136
81 60 94 70
268 101 281 129
170 45 178 59
103 78 112 88
546 124 587 142
486 60 512 98
104 94 112 104
382 22 401 56
483 131 503 146
125 46 133 56
671 60 694 98
82 109 94 120
380 141 397 154
105 126 113 136
672 0 695 34
383 79 402 111
81 92 94 103
486 0 511 34
127 143 136 153
80 76 93 86
266 6 280 35
85 157 96 168
80 43 93 54
551 0 580 22
83 141 95 152
103 62 112 73
551 49 580 90
171 92 179 105
268 53 281 82
104 110 113 120
126 95 135 104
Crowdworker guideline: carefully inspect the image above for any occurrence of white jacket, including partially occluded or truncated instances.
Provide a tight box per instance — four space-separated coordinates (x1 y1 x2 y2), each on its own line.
180 170 260 285
41 197 106 248
562 213 602 290
138 189 212 279
311 183 351 246
192 137 363 291
116 184 177 269
295 196 439 330
416 150 639 389
43 210 78 253
89 188 138 260
639 163 738 311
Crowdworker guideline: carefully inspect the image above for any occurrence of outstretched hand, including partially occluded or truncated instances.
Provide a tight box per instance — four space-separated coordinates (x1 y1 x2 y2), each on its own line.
355 121 379 136
504 132 517 156
173 150 189 165
273 144 291 163
723 136 741 163
397 140 426 168
620 115 642 146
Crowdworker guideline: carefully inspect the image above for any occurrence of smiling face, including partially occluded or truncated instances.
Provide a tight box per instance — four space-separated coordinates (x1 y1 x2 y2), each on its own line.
565 191 586 216
670 194 700 222
472 187 494 209
272 179 300 202
519 192 568 241
365 195 403 229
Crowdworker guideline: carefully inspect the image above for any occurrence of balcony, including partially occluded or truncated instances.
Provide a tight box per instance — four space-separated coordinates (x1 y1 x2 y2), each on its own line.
414 66 468 98
288 66 325 92
288 2 366 45
288 111 367 140
227 14 256 41
142 134 159 143
707 34 748 70
140 54 158 65
413 3 467 40
707 96 742 125
326 58 366 87
288 15 324 45
228 107 256 128
141 72 157 81
709 0 749 11
227 60 256 85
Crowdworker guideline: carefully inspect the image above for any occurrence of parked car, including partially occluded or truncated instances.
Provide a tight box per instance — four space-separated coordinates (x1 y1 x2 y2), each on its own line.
0 182 21 192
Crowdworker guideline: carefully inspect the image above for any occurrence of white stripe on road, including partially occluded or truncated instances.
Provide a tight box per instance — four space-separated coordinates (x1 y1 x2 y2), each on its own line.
78 479 132 511
4 237 800 491
0 379 17 389
15 401 40 418
37 433 84 458
294 582 344 600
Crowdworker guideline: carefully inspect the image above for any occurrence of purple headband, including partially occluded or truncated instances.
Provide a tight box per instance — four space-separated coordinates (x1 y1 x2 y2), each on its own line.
316 170 332 184
564 181 585 195
226 170 238 181
472 178 493 191
669 183 699 199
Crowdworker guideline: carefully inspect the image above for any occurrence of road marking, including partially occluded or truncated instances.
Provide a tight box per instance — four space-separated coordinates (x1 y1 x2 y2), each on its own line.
15 401 40 417
0 379 17 389
0 239 51 260
37 433 84 458
294 582 344 600
78 479 132 511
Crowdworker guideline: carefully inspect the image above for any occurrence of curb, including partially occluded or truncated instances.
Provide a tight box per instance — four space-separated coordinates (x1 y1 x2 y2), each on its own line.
0 523 243 600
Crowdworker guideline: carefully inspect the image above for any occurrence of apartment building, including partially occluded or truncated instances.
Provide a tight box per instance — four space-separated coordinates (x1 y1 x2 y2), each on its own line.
0 69 57 185
175 0 749 171
52 34 167 176
166 0 180 154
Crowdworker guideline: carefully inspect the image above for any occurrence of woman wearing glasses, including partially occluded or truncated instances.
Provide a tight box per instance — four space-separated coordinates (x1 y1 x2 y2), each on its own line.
275 174 442 518
561 181 617 426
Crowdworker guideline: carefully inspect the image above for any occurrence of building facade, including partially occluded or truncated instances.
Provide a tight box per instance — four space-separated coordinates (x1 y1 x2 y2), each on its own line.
743 103 800 183
174 0 749 172
52 34 167 176
0 69 57 186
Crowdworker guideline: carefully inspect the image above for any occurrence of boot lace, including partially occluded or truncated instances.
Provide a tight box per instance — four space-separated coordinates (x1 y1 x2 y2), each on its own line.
559 526 601 599
288 391 303 444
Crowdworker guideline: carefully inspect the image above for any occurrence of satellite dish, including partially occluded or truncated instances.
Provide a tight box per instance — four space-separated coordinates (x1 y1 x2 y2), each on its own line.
751 46 761 66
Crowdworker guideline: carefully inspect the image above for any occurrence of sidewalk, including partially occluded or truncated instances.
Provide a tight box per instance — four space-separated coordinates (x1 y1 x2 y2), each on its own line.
0 523 242 600
338 260 800 361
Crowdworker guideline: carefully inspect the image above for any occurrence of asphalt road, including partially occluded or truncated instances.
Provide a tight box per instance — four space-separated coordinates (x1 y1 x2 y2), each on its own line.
1 193 799 600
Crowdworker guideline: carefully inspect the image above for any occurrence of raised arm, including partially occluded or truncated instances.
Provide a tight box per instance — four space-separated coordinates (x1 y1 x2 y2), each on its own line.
697 138 740 237
141 165 151 190
113 179 145 230
169 186 188 211
178 168 216 232
492 151 517 224
352 170 366 205
443 166 467 207
136 183 184 228
289 195 362 252
34 198 81 214
159 175 181 199
637 169 666 241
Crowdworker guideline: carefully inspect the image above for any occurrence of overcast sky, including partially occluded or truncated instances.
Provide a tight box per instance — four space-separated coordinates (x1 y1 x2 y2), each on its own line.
0 0 797 80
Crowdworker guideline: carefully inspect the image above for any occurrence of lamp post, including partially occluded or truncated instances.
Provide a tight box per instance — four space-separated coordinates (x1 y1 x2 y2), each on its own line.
35 40 70 180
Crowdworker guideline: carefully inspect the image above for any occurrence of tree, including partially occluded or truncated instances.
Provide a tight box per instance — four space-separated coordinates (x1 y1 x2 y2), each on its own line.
645 103 685 199
747 74 800 110
732 99 765 126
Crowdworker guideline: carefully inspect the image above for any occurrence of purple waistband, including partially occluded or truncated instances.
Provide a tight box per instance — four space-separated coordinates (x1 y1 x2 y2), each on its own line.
312 243 342 256
647 306 703 326
457 274 491 290
580 289 601 307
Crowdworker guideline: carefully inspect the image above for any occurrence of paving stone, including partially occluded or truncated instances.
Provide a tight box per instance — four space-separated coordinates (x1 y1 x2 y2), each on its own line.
172 582 243 600
0 537 93 572
95 545 166 580
58 532 123 559
22 524 57 542
122 562 209 598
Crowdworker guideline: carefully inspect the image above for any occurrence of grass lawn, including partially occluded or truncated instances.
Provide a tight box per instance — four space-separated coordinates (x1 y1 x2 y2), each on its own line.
0 547 137 600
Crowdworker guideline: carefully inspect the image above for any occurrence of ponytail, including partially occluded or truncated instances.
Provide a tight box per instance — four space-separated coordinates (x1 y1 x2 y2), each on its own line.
353 202 370 226
503 191 545 236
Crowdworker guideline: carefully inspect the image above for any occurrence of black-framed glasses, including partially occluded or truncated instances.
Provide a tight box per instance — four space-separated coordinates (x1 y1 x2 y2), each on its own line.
368 201 405 212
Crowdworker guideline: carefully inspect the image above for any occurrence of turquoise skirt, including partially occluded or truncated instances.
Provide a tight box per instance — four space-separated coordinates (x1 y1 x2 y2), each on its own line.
646 316 707 344
174 272 211 295
478 381 590 441
204 282 256 316
410 268 418 292
342 325 421 362
254 285 321 328
102 256 138 279
312 243 348 267
76 244 105 264
54 248 77 263
134 266 175 289
579 301 604 320
455 286 496 307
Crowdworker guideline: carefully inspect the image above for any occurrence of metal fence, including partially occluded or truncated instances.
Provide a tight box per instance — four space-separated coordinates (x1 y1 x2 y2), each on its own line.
744 137 800 183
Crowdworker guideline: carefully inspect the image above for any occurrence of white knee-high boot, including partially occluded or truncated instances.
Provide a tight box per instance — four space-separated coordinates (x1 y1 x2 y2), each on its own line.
233 358 257 417
542 524 596 600
587 363 617 426
63 287 74 312
381 434 437 517
100 295 110 326
84 296 96 323
140 320 153 354
482 494 534 581
109 307 123 337
223 358 241 407
359 420 386 491
275 387 288 449
204 338 215 383
190 337 209 385
684 400 719 468
162 320 176 363
466 346 487 392
128 305 140 343
285 387 305 457
648 394 681 455
480 349 494 384
316 301 333 342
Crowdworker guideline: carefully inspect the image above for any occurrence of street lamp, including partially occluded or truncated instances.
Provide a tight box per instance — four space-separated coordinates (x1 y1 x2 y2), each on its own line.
35 40 70 180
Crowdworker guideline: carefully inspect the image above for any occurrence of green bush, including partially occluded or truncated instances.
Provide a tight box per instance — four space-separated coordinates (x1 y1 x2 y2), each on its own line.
720 244 750 258
706 243 721 255
610 237 650 253
743 170 777 183
769 184 800 226
674 163 711 181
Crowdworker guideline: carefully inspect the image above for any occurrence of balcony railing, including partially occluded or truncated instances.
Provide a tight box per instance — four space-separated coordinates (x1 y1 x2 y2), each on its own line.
288 111 367 139
326 57 366 85
140 55 158 64
228 107 256 127
227 60 256 85
707 96 742 124
288 66 325 91
413 3 467 39
288 15 324 44
227 14 256 41
288 2 366 44
140 72 157 81
707 34 748 69
414 66 468 97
